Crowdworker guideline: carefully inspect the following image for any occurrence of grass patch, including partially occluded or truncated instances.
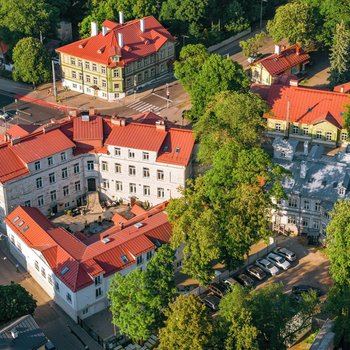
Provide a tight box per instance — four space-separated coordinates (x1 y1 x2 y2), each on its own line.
304 329 319 344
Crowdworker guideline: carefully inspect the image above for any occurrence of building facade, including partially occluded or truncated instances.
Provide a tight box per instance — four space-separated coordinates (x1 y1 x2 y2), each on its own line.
56 14 175 100
0 113 195 228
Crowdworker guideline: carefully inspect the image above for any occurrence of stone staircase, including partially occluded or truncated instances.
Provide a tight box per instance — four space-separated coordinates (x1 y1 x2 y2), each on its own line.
86 191 103 214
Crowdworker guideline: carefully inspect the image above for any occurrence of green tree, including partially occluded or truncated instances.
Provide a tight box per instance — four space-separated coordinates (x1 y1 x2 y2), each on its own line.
240 32 268 58
174 44 209 93
108 270 156 343
158 294 214 350
223 0 250 34
328 21 350 88
190 54 250 118
325 199 350 344
267 1 321 47
12 37 51 87
0 283 36 323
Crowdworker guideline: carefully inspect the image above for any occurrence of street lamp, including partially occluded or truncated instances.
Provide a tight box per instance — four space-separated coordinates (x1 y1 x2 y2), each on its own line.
182 35 189 47
260 0 268 29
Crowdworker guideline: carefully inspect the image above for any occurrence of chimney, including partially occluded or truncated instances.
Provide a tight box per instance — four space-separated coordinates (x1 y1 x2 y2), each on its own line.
91 22 98 37
340 86 344 93
300 161 307 179
119 11 124 25
89 107 97 116
290 79 299 86
296 45 300 55
102 26 108 36
274 44 281 55
118 32 123 48
111 116 126 126
140 19 145 32
156 119 166 131
303 141 309 156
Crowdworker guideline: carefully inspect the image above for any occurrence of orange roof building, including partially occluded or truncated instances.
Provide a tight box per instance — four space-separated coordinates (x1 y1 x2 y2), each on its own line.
56 13 175 101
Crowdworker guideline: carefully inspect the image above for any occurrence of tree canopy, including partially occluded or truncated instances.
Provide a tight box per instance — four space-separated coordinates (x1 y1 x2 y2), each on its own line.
239 32 268 58
12 37 51 86
0 283 37 323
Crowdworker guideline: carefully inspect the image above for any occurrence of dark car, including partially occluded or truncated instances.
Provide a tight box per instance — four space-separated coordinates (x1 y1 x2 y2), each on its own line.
236 273 254 288
292 285 322 297
246 265 267 280
202 294 221 311
208 282 228 298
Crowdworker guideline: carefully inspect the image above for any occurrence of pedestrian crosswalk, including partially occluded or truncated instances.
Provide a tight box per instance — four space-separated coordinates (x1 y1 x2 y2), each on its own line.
127 100 162 113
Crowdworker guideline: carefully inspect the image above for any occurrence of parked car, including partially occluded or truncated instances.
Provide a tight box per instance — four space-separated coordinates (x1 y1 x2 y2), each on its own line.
201 294 221 311
246 265 267 280
236 273 254 288
208 282 228 298
267 253 291 271
273 247 297 262
176 284 197 294
224 277 239 288
292 285 322 297
255 258 279 276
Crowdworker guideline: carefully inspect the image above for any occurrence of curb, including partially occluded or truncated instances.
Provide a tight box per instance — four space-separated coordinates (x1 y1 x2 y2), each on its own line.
15 94 76 112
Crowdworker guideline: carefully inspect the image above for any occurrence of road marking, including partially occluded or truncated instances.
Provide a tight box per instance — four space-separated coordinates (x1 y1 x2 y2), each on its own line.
152 92 173 102
127 100 162 113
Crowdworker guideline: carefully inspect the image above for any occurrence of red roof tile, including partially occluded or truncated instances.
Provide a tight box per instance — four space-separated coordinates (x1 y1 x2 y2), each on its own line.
106 122 167 151
6 125 40 138
73 115 103 141
265 84 350 128
0 147 29 183
10 129 75 163
255 45 310 76
56 16 175 66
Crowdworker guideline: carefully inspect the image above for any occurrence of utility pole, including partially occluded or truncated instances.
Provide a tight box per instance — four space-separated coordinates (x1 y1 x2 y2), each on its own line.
166 83 170 109
260 0 268 29
52 60 57 98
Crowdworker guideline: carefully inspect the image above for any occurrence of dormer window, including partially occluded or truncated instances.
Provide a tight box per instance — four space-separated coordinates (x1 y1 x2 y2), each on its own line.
339 187 345 196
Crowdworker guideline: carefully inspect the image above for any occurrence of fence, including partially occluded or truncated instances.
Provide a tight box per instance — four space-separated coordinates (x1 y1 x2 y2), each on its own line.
208 28 252 53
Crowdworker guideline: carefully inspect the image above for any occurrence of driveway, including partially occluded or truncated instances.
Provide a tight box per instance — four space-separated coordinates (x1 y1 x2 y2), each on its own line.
0 238 102 350
257 236 332 294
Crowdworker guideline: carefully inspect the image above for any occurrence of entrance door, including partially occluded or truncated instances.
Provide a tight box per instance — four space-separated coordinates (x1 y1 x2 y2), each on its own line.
87 178 96 192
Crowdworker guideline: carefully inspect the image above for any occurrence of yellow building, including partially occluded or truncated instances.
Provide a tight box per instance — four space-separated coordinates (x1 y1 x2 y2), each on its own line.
56 13 175 100
250 44 310 85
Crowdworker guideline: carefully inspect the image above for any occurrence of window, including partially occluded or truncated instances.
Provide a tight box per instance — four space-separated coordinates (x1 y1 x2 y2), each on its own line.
288 197 297 208
41 267 46 279
38 195 44 206
151 68 155 76
302 218 309 227
102 179 109 189
24 200 31 207
137 60 142 69
145 70 149 80
63 186 69 196
313 220 320 229
137 255 143 265
86 75 91 83
316 131 322 139
116 181 123 191
143 152 149 160
62 168 68 179
93 77 98 85
50 190 57 202
157 187 165 198
114 83 119 89
75 181 81 192
55 281 60 292
87 160 94 170
36 177 43 189
48 275 53 285
48 157 53 166
74 163 80 174
72 70 77 79
64 202 70 208
275 123 281 131
315 202 321 212
113 69 119 78
339 187 345 195
341 132 348 141
102 161 108 171
288 216 296 225
34 161 41 171
113 163 121 174
66 293 72 303
96 287 102 298
60 152 66 161
143 168 150 178
146 251 153 260
114 147 121 156
85 61 90 70
79 72 83 81
70 57 76 65
303 127 309 135
127 78 131 87
138 73 142 82
49 173 56 184
102 79 107 88
128 150 135 158
326 132 332 141
292 125 299 134
72 83 77 89
304 201 310 210
101 66 106 74
35 260 39 271
281 151 286 158
157 170 164 180
143 185 150 196
95 275 102 286
130 183 136 193
129 166 136 176
92 63 97 71
82 308 89 315
16 241 22 252
78 59 82 67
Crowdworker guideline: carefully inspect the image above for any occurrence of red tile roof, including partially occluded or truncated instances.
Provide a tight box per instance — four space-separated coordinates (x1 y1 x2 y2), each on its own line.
56 16 175 66
255 44 310 76
0 147 29 183
334 82 350 94
5 204 171 292
6 125 40 138
73 115 103 141
265 84 350 128
106 122 168 151
10 129 75 163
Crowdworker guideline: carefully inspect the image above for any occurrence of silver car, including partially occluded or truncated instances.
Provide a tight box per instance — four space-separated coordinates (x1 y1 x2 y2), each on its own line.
256 258 279 276
273 247 297 262
267 253 291 270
